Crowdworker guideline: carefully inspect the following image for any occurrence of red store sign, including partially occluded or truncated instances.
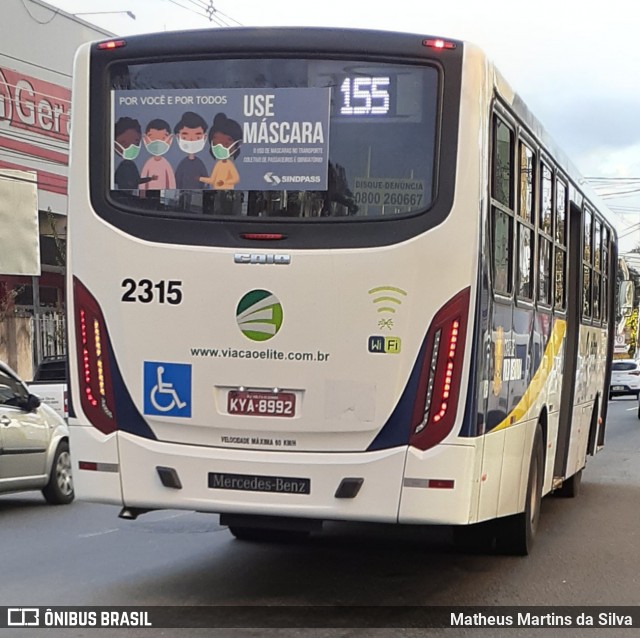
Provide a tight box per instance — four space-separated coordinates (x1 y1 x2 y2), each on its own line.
0 66 70 142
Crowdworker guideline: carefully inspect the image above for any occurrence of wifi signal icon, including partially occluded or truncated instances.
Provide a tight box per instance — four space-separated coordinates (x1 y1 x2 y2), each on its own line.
368 286 407 313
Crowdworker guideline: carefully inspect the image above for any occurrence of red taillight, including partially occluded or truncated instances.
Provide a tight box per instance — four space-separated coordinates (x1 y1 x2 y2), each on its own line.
97 39 126 50
73 277 117 434
427 479 455 489
240 233 286 240
432 319 460 423
410 287 470 451
629 370 640 376
78 461 118 472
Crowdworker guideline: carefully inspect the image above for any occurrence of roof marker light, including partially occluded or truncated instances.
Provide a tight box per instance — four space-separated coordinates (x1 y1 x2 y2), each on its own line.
97 39 126 50
423 39 457 50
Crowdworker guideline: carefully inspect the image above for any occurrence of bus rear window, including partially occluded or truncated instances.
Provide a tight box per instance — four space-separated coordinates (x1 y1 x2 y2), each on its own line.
108 58 438 219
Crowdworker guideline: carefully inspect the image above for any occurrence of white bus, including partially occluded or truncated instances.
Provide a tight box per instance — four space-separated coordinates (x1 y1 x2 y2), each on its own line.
67 27 618 554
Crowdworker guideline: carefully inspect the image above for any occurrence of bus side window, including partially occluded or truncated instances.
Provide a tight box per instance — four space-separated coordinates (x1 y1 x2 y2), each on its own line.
602 227 610 323
517 224 534 300
519 142 534 223
492 210 513 294
538 163 553 306
583 206 593 319
492 116 513 209
554 178 567 312
516 140 535 301
593 219 603 322
491 115 514 295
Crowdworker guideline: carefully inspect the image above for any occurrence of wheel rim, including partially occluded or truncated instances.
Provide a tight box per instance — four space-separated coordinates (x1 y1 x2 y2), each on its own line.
56 450 74 496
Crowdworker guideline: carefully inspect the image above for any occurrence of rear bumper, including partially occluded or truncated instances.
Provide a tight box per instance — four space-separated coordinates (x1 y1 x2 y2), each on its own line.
70 426 479 525
609 384 640 396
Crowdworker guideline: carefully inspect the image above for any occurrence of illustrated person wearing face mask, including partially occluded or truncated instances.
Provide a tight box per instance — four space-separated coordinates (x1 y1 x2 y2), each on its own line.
140 119 176 190
114 117 157 189
174 111 209 189
199 113 242 190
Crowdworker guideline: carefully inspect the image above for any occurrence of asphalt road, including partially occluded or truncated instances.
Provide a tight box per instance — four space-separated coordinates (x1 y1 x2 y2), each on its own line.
2 398 640 637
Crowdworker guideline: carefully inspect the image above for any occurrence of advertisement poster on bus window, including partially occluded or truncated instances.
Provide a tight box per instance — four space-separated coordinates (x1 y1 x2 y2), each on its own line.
111 88 330 192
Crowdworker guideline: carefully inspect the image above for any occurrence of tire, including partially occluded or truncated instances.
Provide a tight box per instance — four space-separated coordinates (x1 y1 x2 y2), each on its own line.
555 469 582 498
42 441 74 505
228 526 310 543
495 425 544 555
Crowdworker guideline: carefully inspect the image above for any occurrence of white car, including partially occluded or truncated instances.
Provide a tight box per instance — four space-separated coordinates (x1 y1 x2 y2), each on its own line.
0 360 73 504
609 359 640 400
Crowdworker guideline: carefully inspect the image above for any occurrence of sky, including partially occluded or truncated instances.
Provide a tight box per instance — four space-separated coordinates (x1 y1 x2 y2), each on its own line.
44 0 640 252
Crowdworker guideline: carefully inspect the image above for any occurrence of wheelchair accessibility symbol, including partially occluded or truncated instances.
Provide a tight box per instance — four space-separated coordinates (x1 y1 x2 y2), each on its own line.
143 362 191 418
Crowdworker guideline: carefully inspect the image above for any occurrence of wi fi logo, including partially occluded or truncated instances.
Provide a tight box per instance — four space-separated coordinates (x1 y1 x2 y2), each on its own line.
368 286 407 313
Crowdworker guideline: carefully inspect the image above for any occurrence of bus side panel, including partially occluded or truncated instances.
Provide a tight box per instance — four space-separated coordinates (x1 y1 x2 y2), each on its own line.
69 425 123 504
565 405 590 479
398 443 478 525
477 419 539 522
475 428 505 521
564 325 607 478
496 420 528 517
543 409 561 495
117 432 406 522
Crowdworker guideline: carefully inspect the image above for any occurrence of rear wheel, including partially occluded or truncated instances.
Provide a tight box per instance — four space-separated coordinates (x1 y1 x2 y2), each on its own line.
495 425 544 555
228 526 310 543
42 441 74 505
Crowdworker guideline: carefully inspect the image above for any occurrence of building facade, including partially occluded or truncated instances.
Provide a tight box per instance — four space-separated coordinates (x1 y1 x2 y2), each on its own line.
0 0 111 377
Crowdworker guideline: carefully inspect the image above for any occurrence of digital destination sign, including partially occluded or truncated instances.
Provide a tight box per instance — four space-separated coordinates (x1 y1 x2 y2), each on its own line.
339 76 391 116
307 62 426 123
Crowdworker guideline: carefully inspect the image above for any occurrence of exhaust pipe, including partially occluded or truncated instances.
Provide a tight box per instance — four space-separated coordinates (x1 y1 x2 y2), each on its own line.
118 507 151 520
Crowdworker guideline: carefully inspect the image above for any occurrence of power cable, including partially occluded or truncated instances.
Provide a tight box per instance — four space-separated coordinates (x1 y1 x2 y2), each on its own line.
586 176 640 181
20 0 60 25
210 5 242 26
618 224 640 244
165 0 242 26
184 0 215 13
165 0 209 20
185 0 242 24
599 188 640 199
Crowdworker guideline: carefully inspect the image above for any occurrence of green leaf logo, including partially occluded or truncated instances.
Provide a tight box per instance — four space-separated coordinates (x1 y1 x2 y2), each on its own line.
236 289 283 341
